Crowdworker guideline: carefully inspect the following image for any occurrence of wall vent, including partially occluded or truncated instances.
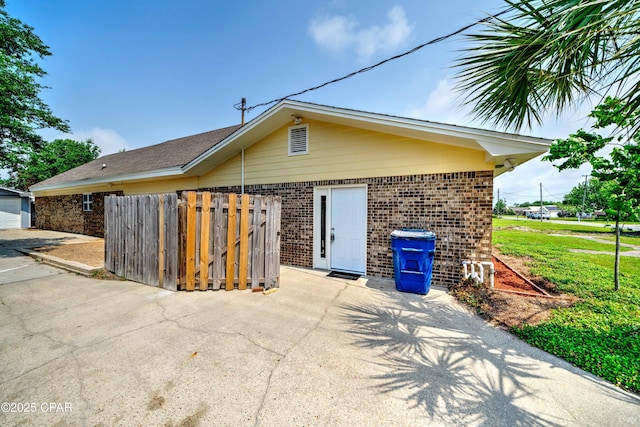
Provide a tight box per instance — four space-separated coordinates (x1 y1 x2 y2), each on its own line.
288 124 308 156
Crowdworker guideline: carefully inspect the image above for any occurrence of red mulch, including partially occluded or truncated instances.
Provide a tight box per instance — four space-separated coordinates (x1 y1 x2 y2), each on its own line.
492 255 549 297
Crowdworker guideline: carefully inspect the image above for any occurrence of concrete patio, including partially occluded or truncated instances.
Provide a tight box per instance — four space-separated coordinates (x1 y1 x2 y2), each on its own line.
0 229 638 426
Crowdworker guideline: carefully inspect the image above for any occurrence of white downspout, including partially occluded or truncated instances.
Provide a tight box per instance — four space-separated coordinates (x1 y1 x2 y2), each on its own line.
241 148 245 195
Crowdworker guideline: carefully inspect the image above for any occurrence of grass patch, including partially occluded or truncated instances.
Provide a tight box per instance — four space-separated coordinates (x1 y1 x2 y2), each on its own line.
494 230 634 253
494 218 616 234
493 221 640 392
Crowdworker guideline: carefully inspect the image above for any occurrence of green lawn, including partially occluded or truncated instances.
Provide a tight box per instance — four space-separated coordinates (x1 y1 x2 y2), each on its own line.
492 219 640 392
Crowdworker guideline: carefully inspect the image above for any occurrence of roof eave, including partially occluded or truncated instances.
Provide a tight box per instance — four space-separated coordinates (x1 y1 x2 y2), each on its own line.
30 166 184 193
184 100 552 176
0 186 31 197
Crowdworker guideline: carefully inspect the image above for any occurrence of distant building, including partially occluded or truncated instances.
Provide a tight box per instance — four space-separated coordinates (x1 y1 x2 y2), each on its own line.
523 205 559 219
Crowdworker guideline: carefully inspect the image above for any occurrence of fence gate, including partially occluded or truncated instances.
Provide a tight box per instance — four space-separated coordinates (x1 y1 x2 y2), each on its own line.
104 194 179 290
104 192 281 291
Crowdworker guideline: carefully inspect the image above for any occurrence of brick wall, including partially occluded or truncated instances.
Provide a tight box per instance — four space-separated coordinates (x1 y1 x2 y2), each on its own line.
35 171 492 287
203 170 493 287
35 191 123 237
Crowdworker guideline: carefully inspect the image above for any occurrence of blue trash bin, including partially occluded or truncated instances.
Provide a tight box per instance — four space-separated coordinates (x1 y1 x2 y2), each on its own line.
391 229 436 294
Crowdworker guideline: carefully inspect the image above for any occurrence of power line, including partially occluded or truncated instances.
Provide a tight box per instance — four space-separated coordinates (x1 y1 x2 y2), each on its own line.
238 7 511 113
541 184 567 200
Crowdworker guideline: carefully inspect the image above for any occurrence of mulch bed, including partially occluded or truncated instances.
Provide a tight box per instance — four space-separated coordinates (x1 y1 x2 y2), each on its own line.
33 241 105 268
450 251 578 328
492 255 550 297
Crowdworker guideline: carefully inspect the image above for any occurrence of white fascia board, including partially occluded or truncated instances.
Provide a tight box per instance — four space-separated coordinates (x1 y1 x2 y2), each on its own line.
0 186 31 197
475 136 550 159
29 166 184 193
282 100 552 148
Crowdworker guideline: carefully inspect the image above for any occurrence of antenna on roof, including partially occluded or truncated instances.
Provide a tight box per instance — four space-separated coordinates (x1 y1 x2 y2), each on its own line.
233 98 247 126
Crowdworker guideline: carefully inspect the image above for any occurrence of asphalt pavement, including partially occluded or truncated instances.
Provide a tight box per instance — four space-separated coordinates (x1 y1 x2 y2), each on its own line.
0 229 638 426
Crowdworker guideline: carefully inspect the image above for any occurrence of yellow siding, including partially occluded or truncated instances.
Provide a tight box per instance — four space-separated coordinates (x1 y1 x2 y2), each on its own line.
33 176 197 197
199 119 491 188
198 154 242 188
37 119 493 196
33 183 114 197
122 176 197 195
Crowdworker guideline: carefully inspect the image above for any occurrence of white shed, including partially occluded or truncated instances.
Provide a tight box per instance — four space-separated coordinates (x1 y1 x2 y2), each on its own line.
0 187 32 228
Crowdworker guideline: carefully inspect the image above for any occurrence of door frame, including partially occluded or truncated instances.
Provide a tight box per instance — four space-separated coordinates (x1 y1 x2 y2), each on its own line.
313 184 367 274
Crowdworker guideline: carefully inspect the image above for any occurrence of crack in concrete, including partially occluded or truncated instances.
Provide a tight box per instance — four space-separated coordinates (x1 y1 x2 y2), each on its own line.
0 294 81 387
150 295 287 358
71 352 90 426
0 271 63 287
253 281 349 426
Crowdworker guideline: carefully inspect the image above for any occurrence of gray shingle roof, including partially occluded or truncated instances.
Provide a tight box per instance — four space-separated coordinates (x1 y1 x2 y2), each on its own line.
32 124 241 189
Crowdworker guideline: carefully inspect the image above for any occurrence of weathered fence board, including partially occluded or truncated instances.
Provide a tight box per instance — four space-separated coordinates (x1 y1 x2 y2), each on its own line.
178 191 281 291
105 191 280 292
105 193 178 290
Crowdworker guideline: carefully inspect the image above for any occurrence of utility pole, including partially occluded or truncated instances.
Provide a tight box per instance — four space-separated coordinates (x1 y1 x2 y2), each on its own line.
234 98 247 126
240 97 246 126
581 175 589 222
540 183 543 222
497 188 500 216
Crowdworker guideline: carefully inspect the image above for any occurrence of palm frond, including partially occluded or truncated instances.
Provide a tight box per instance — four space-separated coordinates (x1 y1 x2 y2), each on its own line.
453 0 640 132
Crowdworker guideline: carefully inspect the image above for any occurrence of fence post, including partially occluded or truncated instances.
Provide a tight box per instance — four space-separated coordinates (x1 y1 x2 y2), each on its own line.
226 193 237 290
158 194 165 288
185 191 197 291
251 195 262 288
199 192 211 290
238 193 250 290
212 193 224 289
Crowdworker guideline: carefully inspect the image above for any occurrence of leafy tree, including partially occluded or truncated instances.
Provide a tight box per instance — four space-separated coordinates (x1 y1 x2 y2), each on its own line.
544 97 640 291
454 0 640 133
1 138 100 190
494 198 507 215
563 178 610 214
0 0 69 169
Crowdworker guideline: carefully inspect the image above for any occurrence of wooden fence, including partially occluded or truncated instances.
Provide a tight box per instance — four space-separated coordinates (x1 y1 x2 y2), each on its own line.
104 192 281 291
105 194 179 290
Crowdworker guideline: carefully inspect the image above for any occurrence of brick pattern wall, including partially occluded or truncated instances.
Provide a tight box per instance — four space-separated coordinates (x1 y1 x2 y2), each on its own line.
200 183 315 268
35 191 123 238
203 170 493 288
36 171 492 287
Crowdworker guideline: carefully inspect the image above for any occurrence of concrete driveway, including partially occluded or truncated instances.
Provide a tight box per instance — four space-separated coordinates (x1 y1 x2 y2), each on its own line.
0 230 638 426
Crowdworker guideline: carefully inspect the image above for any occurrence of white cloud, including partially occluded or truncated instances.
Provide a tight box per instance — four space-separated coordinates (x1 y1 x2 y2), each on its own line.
309 6 413 62
406 78 473 125
69 128 130 156
407 77 601 204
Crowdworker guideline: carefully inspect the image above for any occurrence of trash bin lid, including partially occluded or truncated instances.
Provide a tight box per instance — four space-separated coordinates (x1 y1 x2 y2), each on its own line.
391 229 436 239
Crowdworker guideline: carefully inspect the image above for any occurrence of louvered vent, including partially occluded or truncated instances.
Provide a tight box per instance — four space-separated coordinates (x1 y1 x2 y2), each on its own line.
288 124 308 155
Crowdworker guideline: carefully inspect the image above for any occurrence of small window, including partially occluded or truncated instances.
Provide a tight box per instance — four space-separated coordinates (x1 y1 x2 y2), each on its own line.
288 124 308 156
83 193 93 212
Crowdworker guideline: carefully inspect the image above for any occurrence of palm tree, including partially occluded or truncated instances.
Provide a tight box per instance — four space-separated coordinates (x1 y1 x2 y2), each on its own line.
454 0 640 132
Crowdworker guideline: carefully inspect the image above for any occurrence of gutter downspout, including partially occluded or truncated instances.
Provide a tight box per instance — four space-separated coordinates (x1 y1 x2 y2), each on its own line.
241 148 245 195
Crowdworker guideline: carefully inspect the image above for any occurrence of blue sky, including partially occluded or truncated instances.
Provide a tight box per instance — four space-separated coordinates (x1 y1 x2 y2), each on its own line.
8 0 594 204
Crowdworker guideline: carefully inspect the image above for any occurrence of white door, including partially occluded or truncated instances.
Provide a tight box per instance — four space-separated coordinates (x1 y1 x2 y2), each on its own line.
330 187 366 273
0 198 21 229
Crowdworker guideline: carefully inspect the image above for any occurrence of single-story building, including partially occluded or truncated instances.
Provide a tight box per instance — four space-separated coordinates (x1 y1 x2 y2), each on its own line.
524 205 560 219
0 187 32 229
30 100 550 287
